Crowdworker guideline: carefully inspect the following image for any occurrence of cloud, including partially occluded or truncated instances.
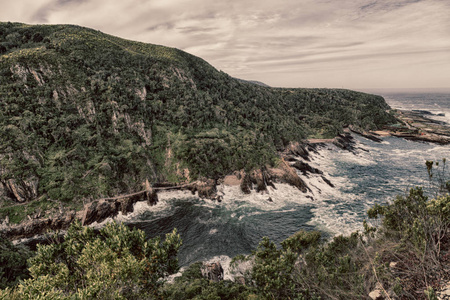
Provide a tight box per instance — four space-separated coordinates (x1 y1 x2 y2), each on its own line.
1 0 449 89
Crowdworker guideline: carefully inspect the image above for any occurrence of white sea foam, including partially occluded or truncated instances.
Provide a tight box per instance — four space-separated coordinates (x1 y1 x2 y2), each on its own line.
219 183 312 212
87 190 199 227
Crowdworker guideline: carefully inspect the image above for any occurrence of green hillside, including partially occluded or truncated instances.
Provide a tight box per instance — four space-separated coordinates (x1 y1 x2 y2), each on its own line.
0 22 396 204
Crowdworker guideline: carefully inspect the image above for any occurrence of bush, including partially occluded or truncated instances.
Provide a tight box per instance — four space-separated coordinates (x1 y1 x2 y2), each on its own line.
2 221 181 299
0 237 32 289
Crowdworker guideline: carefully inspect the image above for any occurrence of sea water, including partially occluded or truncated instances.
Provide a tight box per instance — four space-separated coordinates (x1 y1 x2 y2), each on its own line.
117 90 449 276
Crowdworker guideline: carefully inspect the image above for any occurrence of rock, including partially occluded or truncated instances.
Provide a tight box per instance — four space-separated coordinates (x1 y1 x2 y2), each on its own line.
285 142 310 160
369 283 385 300
195 179 217 198
145 189 158 206
251 169 268 192
240 173 252 194
349 125 383 142
271 159 308 193
50 211 75 228
321 176 334 188
1 209 76 240
201 262 224 282
0 158 39 202
369 289 384 300
285 156 299 162
292 161 323 175
81 199 118 226
333 133 356 152
239 169 274 194
117 197 135 215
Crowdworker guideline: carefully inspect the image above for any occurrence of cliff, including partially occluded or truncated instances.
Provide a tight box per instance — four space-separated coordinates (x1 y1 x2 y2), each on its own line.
0 22 397 226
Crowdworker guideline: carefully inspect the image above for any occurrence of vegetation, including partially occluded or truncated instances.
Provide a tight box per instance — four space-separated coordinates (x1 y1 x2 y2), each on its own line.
0 21 447 299
1 221 181 299
0 237 31 290
0 160 448 299
164 161 450 300
0 22 397 212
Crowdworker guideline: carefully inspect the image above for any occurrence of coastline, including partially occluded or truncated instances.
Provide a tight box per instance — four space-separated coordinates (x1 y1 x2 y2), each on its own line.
374 109 450 144
2 108 449 242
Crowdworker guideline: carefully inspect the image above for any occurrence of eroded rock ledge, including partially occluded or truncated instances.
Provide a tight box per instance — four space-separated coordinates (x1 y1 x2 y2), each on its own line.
0 180 224 240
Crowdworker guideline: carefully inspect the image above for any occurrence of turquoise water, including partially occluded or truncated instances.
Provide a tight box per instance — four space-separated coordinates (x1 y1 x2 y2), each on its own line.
124 91 449 271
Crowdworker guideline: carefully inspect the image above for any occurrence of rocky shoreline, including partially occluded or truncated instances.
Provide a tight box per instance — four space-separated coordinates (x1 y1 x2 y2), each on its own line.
2 108 449 242
1 135 350 241
379 109 450 144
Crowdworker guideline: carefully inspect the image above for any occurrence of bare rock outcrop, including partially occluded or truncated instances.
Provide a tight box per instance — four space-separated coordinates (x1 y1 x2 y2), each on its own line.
201 262 224 282
192 179 218 199
1 211 77 240
1 189 160 240
285 142 310 161
292 161 323 176
269 159 308 193
333 132 356 152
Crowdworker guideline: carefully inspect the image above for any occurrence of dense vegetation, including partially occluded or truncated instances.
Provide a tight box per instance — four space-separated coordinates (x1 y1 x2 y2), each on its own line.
0 22 396 210
0 222 181 299
0 161 448 299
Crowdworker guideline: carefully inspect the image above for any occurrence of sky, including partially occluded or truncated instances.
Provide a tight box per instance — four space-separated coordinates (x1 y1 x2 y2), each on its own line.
1 0 450 89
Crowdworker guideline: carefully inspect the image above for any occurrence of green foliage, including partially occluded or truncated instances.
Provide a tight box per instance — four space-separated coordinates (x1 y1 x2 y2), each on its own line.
302 233 366 298
0 237 32 289
0 22 396 204
2 221 181 299
163 262 253 300
0 197 60 224
368 186 450 256
281 229 321 253
365 160 450 298
3 157 448 299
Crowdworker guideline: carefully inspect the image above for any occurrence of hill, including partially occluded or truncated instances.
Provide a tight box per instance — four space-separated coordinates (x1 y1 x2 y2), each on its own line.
0 22 396 207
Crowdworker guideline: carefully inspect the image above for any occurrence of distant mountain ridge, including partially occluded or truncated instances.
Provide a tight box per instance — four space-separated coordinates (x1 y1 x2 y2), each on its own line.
0 22 397 204
235 78 271 87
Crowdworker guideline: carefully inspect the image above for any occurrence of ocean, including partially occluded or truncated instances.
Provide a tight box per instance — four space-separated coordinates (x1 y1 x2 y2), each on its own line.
106 89 450 278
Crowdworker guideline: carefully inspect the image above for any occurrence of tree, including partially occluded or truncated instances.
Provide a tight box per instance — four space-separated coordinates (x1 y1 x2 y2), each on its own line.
0 237 31 289
2 221 181 299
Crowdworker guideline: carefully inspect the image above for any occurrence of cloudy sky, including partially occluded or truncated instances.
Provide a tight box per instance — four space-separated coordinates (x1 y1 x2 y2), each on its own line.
2 0 450 89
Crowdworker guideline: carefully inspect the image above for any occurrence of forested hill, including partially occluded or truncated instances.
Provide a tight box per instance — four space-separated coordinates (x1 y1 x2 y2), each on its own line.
0 22 396 203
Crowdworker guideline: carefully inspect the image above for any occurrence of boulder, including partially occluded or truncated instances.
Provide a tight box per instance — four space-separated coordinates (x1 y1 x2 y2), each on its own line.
240 174 252 194
201 262 224 282
321 176 335 188
369 283 385 300
195 179 217 198
250 169 268 192
117 197 135 215
81 199 117 225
